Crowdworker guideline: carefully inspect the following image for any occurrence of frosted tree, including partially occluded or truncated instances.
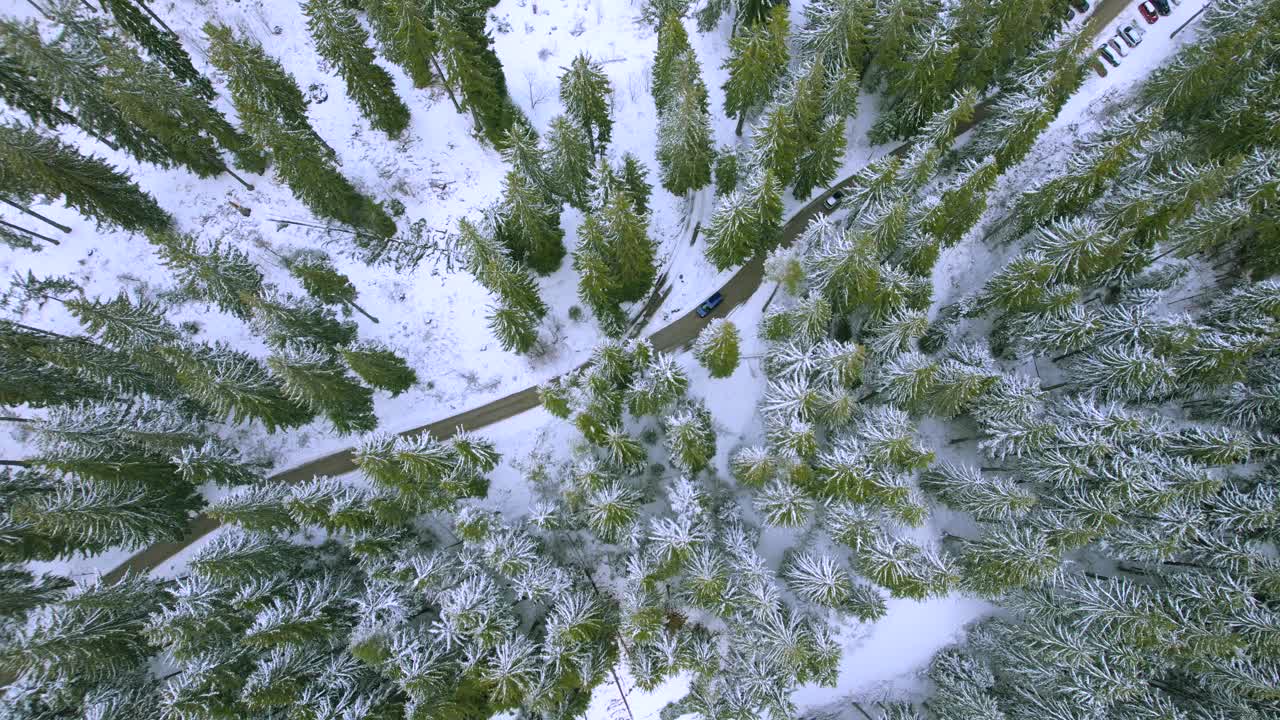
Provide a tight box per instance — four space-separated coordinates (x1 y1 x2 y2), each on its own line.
434 11 516 146
546 115 594 210
798 0 873 73
363 0 435 88
281 249 378 322
494 169 566 274
722 5 789 136
304 0 410 137
267 343 377 434
694 319 741 378
102 0 214 98
0 123 171 233
340 343 417 396
204 23 396 238
664 402 717 474
657 49 714 195
703 169 784 270
559 53 613 155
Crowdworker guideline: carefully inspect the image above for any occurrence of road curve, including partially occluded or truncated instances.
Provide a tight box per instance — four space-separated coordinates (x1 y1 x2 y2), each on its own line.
102 0 1139 583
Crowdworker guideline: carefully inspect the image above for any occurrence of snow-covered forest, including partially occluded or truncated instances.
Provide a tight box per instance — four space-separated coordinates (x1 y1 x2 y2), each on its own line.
2 0 1278 718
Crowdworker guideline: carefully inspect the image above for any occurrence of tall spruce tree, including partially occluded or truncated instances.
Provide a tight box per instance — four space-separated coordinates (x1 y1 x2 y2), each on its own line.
304 0 410 138
102 0 215 98
657 49 713 195
0 123 171 233
434 12 516 146
559 53 614 155
722 4 790 136
363 0 436 88
204 22 395 238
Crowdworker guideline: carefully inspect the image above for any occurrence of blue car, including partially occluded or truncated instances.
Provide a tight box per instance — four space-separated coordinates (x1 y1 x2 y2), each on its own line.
696 292 724 318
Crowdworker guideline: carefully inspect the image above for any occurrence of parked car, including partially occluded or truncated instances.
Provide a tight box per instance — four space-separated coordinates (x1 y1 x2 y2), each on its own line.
696 292 724 318
1151 0 1172 15
1098 46 1119 67
824 190 846 211
1138 1 1160 22
1107 37 1128 58
1119 23 1144 47
1092 58 1109 78
1069 0 1090 11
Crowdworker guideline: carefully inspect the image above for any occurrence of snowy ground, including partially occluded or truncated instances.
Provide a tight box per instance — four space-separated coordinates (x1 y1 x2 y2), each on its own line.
4 0 1213 715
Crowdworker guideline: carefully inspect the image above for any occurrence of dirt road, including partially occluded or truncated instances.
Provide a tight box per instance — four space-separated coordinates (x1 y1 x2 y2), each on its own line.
102 0 1142 583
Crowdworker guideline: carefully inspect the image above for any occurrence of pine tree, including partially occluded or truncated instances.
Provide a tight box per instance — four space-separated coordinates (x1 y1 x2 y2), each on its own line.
204 23 395 238
703 169 783 270
657 49 713 195
339 343 417 396
102 0 215 98
620 153 653 215
722 4 790 136
694 319 741 378
267 343 377 434
363 0 436 88
434 12 516 146
601 190 657 303
0 123 171 232
664 402 716 474
799 0 873 73
559 53 613 155
714 146 740 196
488 302 540 353
147 229 263 318
281 249 379 323
546 115 594 210
98 43 260 187
249 290 359 350
494 169 566 274
160 342 315 431
304 0 410 138
0 17 169 165
652 11 693 117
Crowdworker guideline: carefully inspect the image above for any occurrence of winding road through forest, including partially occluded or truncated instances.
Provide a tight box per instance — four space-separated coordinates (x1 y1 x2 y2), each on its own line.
102 0 1153 583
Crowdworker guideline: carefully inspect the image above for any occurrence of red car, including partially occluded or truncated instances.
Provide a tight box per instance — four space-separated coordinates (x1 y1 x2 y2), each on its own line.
1138 2 1160 23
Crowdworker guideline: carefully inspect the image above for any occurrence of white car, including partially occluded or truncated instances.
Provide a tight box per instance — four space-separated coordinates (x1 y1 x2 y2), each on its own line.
823 190 845 210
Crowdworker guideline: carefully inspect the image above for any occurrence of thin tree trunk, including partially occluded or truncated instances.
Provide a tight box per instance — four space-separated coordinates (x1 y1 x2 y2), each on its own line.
734 111 746 137
267 217 376 240
1051 348 1086 363
948 436 973 445
24 0 53 20
0 199 72 233
131 0 178 36
852 704 877 720
1042 381 1071 391
0 460 32 467
5 320 79 342
222 165 255 191
0 416 32 423
0 218 60 246
345 300 379 324
430 55 462 112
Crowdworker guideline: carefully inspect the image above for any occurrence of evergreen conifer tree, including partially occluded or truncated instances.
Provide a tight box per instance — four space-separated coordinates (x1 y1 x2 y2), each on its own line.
722 4 789 136
281 249 379 323
559 53 613 155
0 17 169 165
204 23 395 238
267 343 377 434
98 43 261 186
694 319 741 378
304 0 410 138
546 115 594 210
102 0 215 98
363 0 436 88
657 50 713 195
652 11 693 117
434 12 516 146
494 169 566 274
0 123 171 232
703 169 783 270
339 343 417 396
